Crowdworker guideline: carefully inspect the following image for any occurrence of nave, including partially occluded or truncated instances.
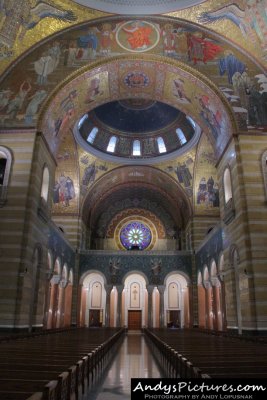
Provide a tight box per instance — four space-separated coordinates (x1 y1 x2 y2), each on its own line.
1 327 267 399
87 332 164 400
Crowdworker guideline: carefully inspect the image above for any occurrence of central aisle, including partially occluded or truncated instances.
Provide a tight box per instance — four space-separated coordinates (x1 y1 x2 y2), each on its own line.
88 331 165 399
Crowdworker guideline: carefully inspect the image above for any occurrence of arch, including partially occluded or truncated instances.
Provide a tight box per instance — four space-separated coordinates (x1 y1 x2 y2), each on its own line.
164 272 189 328
0 146 12 186
218 252 224 273
53 257 61 276
203 265 209 282
69 269 74 285
47 250 53 273
122 269 149 286
197 270 203 286
164 270 191 286
202 264 214 329
229 244 240 268
106 208 167 241
81 165 194 233
168 282 179 308
210 259 217 278
81 271 107 327
39 55 235 162
40 165 50 202
0 146 12 206
123 272 147 328
79 269 107 285
61 264 68 283
223 166 233 205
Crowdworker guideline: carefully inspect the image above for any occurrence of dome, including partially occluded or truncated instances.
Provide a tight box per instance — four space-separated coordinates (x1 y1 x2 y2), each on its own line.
72 1 206 15
75 99 199 164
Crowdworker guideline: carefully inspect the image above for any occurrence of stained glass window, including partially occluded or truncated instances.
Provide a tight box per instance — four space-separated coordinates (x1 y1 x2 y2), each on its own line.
176 128 187 145
157 137 166 153
120 221 152 250
107 136 117 152
132 140 141 156
87 127 98 143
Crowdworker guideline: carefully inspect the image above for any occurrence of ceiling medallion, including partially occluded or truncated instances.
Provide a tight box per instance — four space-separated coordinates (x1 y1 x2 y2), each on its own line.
123 71 150 88
116 21 160 53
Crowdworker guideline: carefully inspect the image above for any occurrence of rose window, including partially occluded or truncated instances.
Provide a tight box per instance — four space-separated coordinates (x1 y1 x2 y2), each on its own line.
120 221 152 250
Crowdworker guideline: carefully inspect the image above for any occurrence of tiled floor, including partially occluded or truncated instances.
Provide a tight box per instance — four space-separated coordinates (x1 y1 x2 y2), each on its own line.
87 331 165 399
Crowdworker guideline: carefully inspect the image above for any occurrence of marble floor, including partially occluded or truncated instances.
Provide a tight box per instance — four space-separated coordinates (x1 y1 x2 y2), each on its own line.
87 331 165 400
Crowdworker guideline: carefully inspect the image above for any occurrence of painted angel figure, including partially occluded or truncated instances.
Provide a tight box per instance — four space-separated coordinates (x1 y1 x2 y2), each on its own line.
0 0 76 48
151 259 162 276
198 1 267 57
109 258 121 276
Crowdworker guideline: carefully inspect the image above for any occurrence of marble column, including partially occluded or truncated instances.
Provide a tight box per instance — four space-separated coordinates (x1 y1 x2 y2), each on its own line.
116 285 123 327
105 285 113 327
157 285 165 328
147 285 154 328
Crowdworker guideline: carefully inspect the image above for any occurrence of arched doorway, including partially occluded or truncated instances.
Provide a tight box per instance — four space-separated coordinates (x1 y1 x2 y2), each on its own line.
164 273 190 328
80 272 107 327
122 272 148 330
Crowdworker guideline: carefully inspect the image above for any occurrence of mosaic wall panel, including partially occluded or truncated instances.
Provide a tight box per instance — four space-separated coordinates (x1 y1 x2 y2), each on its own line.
156 147 196 198
1 1 265 73
194 133 220 215
48 222 75 268
0 14 265 136
79 252 192 285
95 198 175 239
52 124 79 214
195 227 223 275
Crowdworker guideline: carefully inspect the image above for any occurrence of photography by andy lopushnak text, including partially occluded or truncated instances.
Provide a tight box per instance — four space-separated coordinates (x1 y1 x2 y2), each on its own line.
131 379 267 400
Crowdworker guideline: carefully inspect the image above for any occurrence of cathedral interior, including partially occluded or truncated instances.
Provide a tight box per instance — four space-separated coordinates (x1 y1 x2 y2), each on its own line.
0 0 267 394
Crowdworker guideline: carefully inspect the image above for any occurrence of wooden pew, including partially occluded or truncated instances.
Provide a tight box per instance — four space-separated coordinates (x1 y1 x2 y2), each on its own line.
145 328 267 378
0 327 124 399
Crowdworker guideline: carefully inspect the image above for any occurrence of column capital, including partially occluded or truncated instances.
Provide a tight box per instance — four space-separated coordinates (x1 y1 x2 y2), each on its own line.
157 285 165 294
116 285 124 294
146 285 154 294
104 284 113 294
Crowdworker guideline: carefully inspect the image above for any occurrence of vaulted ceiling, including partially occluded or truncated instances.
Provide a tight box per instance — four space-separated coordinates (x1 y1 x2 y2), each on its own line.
0 0 266 236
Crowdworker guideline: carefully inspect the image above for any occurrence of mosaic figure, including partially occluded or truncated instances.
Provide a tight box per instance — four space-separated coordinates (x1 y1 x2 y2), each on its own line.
186 32 223 65
198 1 267 59
0 0 76 49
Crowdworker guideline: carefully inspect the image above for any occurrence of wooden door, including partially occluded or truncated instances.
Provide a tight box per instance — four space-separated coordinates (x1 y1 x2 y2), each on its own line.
169 310 180 328
89 309 102 327
128 310 142 330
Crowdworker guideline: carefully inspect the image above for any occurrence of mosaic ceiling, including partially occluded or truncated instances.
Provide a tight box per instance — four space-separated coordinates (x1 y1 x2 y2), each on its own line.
0 0 266 233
